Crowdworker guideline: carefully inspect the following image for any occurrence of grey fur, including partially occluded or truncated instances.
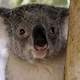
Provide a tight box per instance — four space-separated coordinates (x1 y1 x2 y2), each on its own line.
0 4 68 61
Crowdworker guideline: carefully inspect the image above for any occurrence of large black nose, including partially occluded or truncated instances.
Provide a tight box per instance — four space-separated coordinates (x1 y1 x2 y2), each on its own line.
32 24 47 48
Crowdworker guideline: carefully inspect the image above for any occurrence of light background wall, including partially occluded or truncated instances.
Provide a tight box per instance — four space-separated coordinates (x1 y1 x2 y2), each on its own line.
0 0 70 8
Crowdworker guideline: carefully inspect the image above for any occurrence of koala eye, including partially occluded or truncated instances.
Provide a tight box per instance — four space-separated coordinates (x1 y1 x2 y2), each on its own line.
16 27 29 39
50 27 55 34
19 29 25 35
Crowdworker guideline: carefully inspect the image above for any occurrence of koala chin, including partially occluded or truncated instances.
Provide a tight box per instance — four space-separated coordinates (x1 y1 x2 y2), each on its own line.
0 4 68 80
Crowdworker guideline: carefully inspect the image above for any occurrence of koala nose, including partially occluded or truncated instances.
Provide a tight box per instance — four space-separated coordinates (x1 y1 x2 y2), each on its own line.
32 24 48 50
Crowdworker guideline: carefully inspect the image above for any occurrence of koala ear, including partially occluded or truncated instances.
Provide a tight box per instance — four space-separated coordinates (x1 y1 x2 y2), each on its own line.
55 8 69 23
0 8 11 18
59 8 69 19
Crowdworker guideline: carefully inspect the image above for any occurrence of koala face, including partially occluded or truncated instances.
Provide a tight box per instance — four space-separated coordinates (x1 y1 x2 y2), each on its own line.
0 4 68 61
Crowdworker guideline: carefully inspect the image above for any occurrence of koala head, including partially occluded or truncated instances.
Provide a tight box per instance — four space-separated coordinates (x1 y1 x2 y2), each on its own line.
0 4 68 61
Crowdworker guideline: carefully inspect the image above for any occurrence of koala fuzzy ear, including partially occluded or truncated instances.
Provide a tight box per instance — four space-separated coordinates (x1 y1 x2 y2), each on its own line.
59 8 69 19
0 8 11 18
55 8 69 23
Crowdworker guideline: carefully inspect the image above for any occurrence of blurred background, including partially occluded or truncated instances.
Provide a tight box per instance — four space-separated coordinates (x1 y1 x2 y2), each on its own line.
0 0 70 8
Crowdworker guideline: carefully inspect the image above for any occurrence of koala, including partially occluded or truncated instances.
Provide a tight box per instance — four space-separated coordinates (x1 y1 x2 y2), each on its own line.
0 4 68 80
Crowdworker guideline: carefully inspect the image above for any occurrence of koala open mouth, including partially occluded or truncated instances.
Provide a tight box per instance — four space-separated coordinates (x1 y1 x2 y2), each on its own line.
32 24 48 59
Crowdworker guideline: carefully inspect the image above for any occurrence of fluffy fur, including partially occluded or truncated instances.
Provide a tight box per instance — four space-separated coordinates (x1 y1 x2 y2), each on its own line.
0 4 68 80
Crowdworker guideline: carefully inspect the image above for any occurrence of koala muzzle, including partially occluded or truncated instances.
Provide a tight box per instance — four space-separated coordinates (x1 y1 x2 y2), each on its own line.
32 24 48 51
